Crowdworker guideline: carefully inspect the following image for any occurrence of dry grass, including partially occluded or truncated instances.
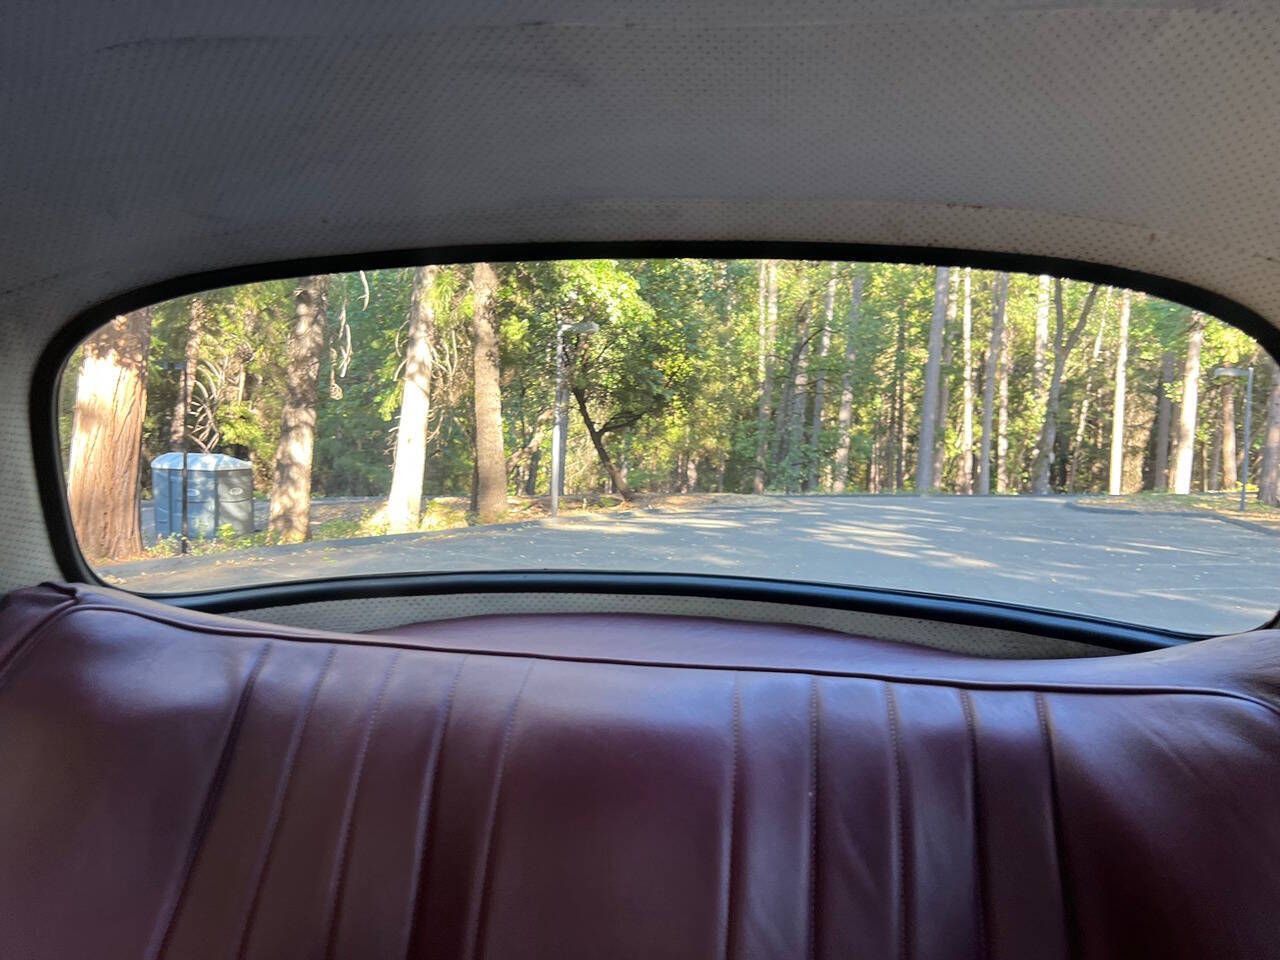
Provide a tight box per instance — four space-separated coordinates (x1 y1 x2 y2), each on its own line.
1078 491 1280 530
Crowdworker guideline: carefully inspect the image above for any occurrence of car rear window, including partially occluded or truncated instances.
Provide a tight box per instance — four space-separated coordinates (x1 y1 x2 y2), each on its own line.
57 259 1280 634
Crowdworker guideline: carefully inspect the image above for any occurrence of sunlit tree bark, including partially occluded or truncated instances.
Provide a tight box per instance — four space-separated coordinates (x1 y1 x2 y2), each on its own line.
471 262 507 520
571 386 635 499
1221 381 1238 491
1108 288 1130 494
915 267 950 491
978 273 1009 494
1031 280 1100 494
787 312 811 493
268 275 328 542
1153 351 1175 490
831 271 862 493
168 298 206 450
1169 313 1205 494
1027 274 1051 479
752 260 777 493
996 307 1011 493
809 265 835 490
67 308 152 561
1258 360 1280 505
933 272 957 486
773 299 812 490
1067 290 1110 492
958 268 975 494
893 306 907 491
386 266 439 532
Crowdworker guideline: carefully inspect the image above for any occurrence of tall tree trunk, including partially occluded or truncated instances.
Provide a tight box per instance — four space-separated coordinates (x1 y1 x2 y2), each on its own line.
788 320 810 494
996 312 1011 493
915 267 950 491
1169 313 1205 494
831 272 862 493
1153 351 1176 490
168 298 206 450
934 346 952 486
1067 290 1111 491
809 266 835 490
893 307 906 492
1024 274 1052 479
978 273 1008 494
773 303 811 489
571 387 634 499
1221 382 1238 490
958 268 975 494
67 308 152 561
1030 274 1051 453
934 271 959 487
1259 360 1280 505
508 407 554 489
868 411 883 493
1108 288 1131 494
385 266 438 533
524 449 541 495
1032 281 1101 494
1209 410 1223 492
268 275 328 542
470 262 507 520
752 260 777 493
1033 274 1051 393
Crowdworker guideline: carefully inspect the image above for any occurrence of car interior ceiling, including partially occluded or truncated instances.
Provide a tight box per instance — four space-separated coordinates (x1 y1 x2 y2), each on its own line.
5 3 1280 958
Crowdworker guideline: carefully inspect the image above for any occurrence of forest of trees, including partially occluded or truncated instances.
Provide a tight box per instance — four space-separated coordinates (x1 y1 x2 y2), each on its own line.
62 259 1280 563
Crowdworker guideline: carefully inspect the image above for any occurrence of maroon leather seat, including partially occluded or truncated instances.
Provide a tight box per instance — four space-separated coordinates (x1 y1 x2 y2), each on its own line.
2 582 1279 959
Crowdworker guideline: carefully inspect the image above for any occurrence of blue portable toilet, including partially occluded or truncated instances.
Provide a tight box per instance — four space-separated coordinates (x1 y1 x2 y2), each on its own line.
151 452 254 539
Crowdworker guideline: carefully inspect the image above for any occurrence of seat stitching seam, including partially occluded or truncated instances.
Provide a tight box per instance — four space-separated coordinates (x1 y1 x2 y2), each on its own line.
323 648 401 960
722 671 741 960
808 676 821 960
960 689 989 960
0 596 79 692
885 681 909 960
1036 693 1078 960
150 639 272 960
470 661 535 960
55 605 1280 719
404 654 468 959
233 644 336 960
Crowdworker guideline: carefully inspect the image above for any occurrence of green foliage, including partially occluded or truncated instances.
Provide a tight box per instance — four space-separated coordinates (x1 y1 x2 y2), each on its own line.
68 259 1276 516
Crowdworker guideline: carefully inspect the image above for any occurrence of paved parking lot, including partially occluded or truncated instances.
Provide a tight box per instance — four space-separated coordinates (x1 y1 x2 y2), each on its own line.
109 495 1280 634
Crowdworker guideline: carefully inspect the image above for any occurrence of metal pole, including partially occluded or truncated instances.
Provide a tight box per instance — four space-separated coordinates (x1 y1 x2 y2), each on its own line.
1241 366 1254 512
550 324 564 517
180 364 190 554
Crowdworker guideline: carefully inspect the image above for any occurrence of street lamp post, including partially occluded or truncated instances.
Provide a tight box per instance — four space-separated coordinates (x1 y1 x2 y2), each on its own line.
1213 366 1254 512
550 320 599 517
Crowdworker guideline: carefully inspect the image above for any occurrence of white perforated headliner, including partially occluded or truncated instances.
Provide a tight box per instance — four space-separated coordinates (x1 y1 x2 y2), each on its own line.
3 1 1279 590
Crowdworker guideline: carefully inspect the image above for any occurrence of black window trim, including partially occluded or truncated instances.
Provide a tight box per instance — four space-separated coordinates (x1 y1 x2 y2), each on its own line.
32 240 1280 652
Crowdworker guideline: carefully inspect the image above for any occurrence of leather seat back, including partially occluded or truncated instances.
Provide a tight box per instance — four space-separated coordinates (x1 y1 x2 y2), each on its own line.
2 583 1279 959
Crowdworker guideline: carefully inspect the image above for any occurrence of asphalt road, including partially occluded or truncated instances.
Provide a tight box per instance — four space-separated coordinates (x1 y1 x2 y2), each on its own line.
108 496 1280 635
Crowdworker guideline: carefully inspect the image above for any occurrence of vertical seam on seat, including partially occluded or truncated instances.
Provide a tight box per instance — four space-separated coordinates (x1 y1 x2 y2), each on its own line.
404 654 468 960
959 689 989 960
808 676 821 960
233 645 337 960
323 648 402 960
885 681 909 960
1035 693 1078 960
151 639 273 960
0 595 78 692
722 671 742 960
470 661 535 960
